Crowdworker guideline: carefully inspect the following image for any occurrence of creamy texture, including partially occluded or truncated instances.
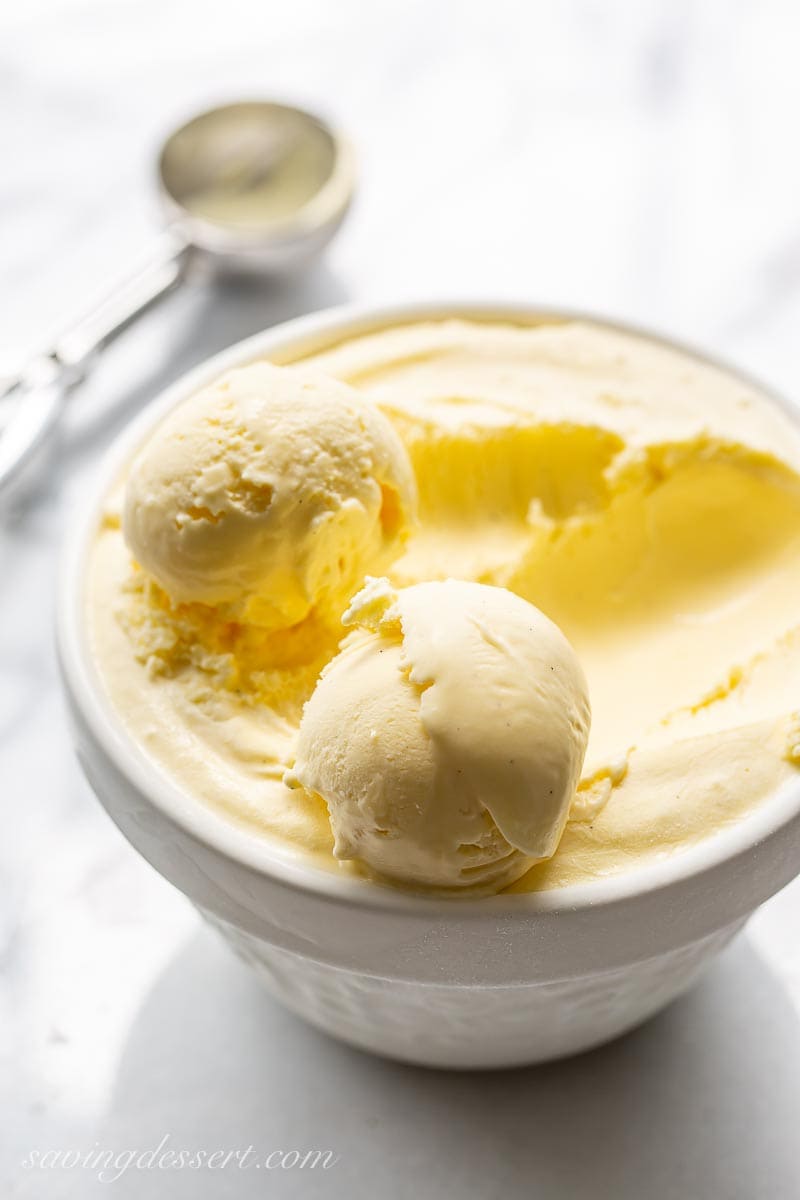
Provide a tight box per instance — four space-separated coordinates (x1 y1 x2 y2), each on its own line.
286 577 590 890
87 318 800 892
123 362 416 630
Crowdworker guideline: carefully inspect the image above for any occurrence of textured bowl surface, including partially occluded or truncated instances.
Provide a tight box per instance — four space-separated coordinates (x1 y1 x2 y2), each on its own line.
206 910 747 1069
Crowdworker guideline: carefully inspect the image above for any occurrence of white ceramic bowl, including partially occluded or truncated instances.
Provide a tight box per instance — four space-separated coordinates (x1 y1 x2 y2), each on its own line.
57 302 800 1069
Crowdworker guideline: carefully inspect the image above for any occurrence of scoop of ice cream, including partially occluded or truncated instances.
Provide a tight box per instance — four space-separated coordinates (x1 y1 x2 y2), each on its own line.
285 577 591 891
123 363 417 629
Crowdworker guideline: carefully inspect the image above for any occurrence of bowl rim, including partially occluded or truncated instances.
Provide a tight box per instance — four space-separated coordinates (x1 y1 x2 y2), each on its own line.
56 298 800 919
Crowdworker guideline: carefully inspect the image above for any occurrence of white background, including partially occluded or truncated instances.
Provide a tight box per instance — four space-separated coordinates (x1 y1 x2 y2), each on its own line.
3 1 800 1196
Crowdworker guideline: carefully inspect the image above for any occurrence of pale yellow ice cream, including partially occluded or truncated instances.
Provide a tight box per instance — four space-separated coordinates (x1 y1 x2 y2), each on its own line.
123 361 417 630
286 577 590 890
86 317 800 895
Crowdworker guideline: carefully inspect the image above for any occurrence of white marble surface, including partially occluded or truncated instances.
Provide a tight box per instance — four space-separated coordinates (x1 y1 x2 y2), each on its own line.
3 1 800 1195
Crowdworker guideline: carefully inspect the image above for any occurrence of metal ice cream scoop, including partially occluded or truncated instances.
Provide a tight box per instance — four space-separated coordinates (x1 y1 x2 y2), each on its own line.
0 100 355 504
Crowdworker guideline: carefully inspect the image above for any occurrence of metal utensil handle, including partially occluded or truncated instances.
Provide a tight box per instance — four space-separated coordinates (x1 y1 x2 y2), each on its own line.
0 230 190 504
52 228 190 381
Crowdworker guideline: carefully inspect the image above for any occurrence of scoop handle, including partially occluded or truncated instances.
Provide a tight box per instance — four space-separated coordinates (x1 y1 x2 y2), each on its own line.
50 229 190 381
0 230 189 506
